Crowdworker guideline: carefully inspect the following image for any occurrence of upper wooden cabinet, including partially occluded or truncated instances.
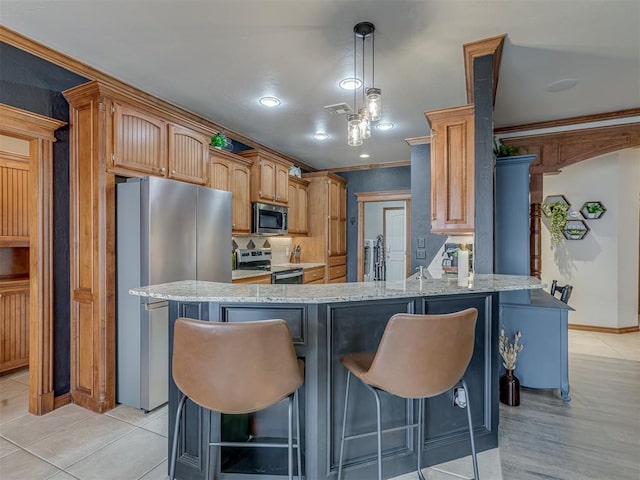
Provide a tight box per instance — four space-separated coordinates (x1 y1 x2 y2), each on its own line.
167 124 209 185
112 101 166 176
209 148 253 234
0 157 30 245
238 150 292 206
287 176 309 235
425 104 475 234
112 95 209 185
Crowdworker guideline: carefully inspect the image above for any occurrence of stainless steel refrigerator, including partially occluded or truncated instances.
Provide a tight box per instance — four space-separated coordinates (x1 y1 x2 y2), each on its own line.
116 176 231 411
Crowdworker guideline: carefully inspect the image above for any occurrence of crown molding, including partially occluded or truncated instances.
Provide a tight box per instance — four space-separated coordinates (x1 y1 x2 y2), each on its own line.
463 34 505 105
405 136 431 145
325 160 411 173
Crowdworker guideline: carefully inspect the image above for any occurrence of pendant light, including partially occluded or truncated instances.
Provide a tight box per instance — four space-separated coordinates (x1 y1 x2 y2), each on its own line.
347 22 382 146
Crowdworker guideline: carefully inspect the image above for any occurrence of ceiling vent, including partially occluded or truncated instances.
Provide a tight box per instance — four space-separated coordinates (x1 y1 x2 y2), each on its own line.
323 103 353 115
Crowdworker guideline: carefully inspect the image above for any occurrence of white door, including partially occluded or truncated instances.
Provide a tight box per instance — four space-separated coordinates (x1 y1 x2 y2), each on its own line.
384 207 406 281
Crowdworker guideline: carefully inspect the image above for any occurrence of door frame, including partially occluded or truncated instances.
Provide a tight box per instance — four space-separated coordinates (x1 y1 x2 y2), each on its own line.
355 190 411 282
0 104 66 415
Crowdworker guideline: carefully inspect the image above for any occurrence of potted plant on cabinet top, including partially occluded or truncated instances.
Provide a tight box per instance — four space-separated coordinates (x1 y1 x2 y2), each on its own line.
493 137 529 158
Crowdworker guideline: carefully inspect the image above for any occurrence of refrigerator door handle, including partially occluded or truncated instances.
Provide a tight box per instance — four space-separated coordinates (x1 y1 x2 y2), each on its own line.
144 301 169 311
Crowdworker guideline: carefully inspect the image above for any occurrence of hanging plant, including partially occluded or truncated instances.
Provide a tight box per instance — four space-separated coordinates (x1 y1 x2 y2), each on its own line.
542 201 569 245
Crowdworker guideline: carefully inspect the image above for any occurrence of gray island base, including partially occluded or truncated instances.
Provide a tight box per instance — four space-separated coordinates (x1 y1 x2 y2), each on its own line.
131 275 542 480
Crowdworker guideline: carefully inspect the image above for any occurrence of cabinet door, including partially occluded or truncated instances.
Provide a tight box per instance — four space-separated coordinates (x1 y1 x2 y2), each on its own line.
0 158 30 244
338 183 347 254
231 163 251 234
259 158 276 201
210 156 231 191
275 162 290 204
0 285 29 374
288 183 299 234
297 183 308 235
167 124 209 185
112 102 166 176
328 179 342 255
428 105 474 233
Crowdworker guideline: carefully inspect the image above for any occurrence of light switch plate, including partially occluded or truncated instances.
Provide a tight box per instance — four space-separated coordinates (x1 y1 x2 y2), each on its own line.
416 249 426 259
417 237 425 248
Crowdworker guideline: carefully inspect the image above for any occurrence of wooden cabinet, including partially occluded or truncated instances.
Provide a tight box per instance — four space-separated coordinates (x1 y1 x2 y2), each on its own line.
209 149 253 234
112 101 209 185
239 150 292 206
0 279 29 374
293 172 348 283
112 101 167 176
287 176 309 235
232 273 272 284
425 104 474 234
0 157 30 245
303 266 325 284
167 124 209 185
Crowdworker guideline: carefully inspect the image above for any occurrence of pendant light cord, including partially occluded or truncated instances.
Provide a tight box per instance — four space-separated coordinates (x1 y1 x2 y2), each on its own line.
353 33 357 112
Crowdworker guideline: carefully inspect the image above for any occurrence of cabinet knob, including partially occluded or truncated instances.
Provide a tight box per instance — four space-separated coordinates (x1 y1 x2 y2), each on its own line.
160 167 166 173
171 170 176 175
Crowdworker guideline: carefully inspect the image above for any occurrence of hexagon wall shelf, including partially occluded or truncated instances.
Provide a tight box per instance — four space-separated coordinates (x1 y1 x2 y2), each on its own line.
564 219 590 240
542 194 570 217
580 201 606 219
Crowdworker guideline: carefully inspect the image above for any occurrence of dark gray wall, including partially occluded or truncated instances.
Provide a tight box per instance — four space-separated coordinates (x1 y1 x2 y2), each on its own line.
0 42 88 396
410 144 446 273
473 54 495 274
340 166 411 282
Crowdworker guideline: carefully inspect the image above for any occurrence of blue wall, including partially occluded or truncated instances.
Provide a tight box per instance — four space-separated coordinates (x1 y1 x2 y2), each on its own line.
0 42 88 396
340 166 411 282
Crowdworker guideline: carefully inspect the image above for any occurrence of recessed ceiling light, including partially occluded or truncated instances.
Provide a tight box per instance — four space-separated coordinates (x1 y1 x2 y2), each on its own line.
375 122 395 131
339 78 362 90
544 78 579 93
359 153 370 158
314 132 329 140
259 96 281 107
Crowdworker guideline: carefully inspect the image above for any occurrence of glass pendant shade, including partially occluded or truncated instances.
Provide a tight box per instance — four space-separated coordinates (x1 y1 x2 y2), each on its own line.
358 107 371 139
347 113 363 146
366 88 382 121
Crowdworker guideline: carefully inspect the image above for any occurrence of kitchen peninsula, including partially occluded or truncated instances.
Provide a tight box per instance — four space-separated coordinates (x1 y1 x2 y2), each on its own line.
131 275 542 480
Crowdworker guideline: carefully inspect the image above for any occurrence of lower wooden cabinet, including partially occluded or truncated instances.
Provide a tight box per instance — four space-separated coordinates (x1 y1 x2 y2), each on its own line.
232 274 272 284
0 280 29 374
303 266 325 284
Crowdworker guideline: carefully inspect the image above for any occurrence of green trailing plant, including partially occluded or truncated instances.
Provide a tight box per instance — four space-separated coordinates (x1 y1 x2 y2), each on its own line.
493 137 529 158
542 201 569 245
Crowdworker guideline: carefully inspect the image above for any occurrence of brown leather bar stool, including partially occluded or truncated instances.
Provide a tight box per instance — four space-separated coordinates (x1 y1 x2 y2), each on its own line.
169 318 304 480
337 308 479 480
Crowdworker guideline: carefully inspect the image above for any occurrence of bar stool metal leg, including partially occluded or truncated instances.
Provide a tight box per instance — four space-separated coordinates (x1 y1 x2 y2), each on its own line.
288 395 294 480
363 384 383 480
169 394 188 480
416 398 426 480
461 379 479 480
337 371 351 480
295 391 302 479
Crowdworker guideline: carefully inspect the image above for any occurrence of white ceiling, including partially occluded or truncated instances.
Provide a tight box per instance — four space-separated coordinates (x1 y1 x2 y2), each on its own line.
2 0 639 170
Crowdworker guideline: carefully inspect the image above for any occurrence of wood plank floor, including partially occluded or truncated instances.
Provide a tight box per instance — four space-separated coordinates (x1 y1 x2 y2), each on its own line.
499 353 640 480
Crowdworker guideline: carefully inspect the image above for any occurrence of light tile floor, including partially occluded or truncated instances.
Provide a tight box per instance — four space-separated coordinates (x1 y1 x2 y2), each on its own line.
0 329 637 480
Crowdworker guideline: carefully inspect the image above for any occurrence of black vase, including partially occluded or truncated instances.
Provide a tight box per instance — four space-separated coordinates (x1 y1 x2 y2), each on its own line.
500 369 520 406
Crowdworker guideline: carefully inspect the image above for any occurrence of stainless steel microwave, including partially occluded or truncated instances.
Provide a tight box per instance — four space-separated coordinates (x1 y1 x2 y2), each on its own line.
253 202 288 235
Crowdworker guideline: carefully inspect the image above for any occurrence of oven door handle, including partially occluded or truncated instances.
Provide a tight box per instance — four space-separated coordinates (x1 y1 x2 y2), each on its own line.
273 271 303 280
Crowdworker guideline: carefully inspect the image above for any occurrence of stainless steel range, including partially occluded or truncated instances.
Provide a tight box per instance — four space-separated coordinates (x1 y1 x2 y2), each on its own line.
236 248 303 284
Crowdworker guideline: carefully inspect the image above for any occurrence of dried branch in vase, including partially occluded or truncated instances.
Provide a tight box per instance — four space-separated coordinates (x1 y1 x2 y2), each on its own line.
498 328 524 371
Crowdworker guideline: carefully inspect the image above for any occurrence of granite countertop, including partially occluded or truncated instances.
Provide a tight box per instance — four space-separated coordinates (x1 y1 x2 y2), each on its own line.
131 274 543 304
232 263 325 281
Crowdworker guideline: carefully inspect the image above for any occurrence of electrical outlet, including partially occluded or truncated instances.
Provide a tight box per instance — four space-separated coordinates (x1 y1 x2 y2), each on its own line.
416 249 426 259
453 387 467 408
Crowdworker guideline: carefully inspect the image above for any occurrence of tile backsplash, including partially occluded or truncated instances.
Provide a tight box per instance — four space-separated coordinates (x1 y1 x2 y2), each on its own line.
233 236 293 265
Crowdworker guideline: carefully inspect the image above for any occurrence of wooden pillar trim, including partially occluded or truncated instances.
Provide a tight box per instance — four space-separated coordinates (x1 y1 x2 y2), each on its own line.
463 34 505 105
0 104 66 415
530 203 542 279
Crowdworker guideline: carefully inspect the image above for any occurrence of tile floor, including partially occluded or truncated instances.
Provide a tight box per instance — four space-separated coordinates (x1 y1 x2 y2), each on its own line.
0 329 637 480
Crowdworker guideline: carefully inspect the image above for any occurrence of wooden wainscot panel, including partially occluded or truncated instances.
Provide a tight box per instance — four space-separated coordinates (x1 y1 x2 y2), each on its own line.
0 281 30 374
